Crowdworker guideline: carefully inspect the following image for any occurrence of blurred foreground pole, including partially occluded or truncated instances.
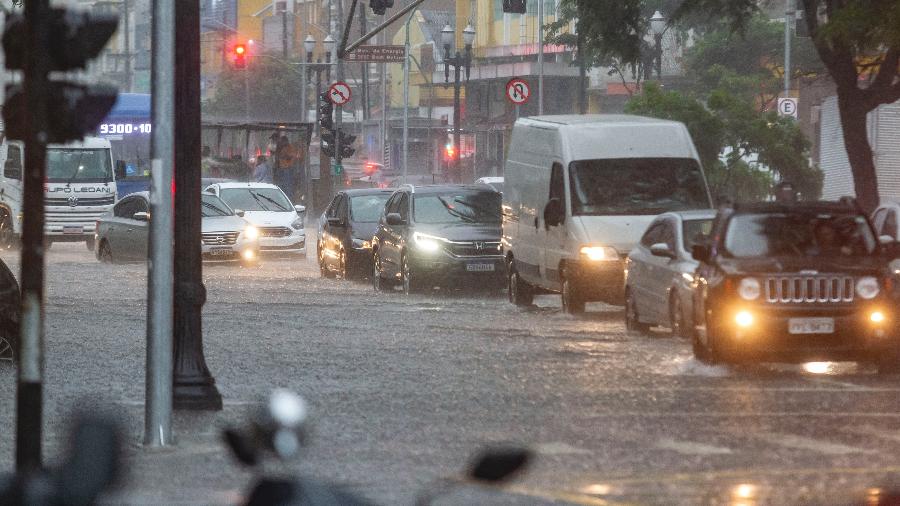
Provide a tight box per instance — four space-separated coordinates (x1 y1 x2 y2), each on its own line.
172 0 222 411
144 0 175 445
15 0 50 472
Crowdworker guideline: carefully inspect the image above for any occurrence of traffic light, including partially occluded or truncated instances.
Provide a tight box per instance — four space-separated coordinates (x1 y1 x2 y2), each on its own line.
370 0 393 15
233 43 247 69
503 0 526 14
2 9 118 143
338 130 356 159
444 143 457 161
318 92 334 131
321 130 335 158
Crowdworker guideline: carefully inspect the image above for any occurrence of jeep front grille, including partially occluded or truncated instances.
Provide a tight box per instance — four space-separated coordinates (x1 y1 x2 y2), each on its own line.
764 276 854 303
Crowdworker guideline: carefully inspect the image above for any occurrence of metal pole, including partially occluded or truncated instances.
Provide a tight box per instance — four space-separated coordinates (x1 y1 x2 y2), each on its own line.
334 0 345 192
16 0 50 473
453 57 461 184
124 0 132 92
360 4 370 120
244 68 250 121
402 9 415 185
380 29 387 171
655 34 662 80
537 0 544 115
145 0 174 447
301 51 309 204
343 0 428 55
784 0 793 99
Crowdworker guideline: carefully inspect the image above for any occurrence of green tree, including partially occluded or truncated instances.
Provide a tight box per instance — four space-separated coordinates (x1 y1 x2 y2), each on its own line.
203 58 305 122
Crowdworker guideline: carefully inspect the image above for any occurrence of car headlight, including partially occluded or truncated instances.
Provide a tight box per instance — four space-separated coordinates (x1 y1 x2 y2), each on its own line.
856 276 880 300
243 225 259 241
351 238 371 249
738 277 761 300
413 232 443 253
579 245 619 261
291 218 304 230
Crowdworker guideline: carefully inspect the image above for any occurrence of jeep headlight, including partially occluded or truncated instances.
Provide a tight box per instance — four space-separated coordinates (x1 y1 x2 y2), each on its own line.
579 245 618 261
243 225 259 241
290 218 304 230
413 232 443 253
738 277 761 300
856 276 880 300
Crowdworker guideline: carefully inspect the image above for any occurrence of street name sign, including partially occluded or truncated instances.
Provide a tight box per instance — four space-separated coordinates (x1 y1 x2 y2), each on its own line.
344 45 405 63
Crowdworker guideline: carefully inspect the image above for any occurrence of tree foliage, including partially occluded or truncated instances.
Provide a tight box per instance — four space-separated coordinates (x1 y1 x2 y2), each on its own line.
203 58 306 122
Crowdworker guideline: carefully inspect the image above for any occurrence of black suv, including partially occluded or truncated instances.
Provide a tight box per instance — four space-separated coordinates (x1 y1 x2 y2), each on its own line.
690 200 900 371
371 185 504 293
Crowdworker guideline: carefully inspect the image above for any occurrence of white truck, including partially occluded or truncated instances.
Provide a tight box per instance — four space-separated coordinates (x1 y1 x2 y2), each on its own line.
0 136 117 250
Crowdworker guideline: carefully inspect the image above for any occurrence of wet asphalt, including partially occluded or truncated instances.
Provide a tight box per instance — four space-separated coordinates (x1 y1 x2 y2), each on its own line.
1 241 900 505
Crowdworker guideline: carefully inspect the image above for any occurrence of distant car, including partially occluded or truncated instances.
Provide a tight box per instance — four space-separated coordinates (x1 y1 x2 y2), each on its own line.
690 200 900 372
205 182 307 257
474 176 503 193
371 184 505 294
624 210 715 336
95 192 260 266
317 188 394 279
0 257 18 363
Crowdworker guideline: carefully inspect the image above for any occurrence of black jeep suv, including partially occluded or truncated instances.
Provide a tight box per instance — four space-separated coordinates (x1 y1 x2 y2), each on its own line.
371 185 504 293
690 200 900 372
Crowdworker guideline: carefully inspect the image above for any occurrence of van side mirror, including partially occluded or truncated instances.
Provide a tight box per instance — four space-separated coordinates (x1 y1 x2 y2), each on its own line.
650 242 676 259
114 160 127 179
3 160 21 180
691 243 710 263
386 213 404 226
543 198 564 228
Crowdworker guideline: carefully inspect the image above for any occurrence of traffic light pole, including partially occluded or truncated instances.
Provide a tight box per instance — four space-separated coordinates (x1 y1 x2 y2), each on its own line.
16 0 51 472
334 0 347 192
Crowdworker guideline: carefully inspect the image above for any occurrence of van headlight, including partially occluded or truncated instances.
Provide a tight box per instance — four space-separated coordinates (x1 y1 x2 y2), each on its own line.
738 277 761 300
579 246 618 261
413 232 443 253
243 225 259 241
856 276 880 300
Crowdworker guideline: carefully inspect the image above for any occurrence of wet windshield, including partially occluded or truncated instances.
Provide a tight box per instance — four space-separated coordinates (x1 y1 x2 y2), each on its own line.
569 158 709 215
724 213 877 258
46 148 113 183
350 194 390 223
201 194 234 217
219 188 292 212
414 191 501 225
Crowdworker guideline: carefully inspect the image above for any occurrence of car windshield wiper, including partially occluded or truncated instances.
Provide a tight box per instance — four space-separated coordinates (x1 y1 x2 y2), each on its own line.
252 191 290 211
438 196 476 223
452 197 499 221
201 200 231 216
246 190 271 211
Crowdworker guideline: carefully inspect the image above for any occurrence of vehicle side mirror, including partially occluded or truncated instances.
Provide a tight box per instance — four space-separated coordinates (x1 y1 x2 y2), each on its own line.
294 204 306 214
133 212 150 222
327 217 345 227
114 160 127 179
650 242 676 259
691 243 710 263
467 446 531 484
543 198 564 228
234 209 245 218
3 160 21 180
386 213 404 226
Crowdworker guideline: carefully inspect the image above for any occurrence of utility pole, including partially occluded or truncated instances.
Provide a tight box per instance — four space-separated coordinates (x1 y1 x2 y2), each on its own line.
360 2 370 120
784 0 793 99
123 0 132 92
537 0 544 115
172 0 222 411
144 0 174 446
334 0 345 191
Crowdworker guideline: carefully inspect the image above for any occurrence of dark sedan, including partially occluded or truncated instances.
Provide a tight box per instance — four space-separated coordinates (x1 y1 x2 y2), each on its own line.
0 257 19 363
317 188 394 279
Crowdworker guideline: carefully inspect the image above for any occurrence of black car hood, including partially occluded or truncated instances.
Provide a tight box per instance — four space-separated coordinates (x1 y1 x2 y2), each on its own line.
717 255 886 276
350 221 379 241
414 223 501 242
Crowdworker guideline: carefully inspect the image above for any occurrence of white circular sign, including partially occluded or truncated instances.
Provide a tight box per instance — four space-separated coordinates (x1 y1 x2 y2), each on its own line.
328 82 352 106
506 78 531 105
778 97 798 117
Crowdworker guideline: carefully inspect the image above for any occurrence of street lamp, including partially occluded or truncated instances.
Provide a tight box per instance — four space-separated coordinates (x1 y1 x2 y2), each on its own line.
442 23 474 183
650 10 666 80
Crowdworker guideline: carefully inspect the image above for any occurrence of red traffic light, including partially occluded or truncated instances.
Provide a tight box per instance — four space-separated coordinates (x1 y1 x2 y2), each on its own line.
445 144 457 160
232 43 247 68
234 44 246 55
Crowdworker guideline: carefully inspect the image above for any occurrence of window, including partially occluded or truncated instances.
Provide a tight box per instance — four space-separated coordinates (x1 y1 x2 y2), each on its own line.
219 187 292 212
549 163 564 201
682 218 713 251
350 194 391 223
326 195 341 218
640 222 664 248
385 193 402 215
7 145 22 170
46 148 113 183
398 194 410 222
335 195 348 220
413 191 502 225
724 212 877 258
658 221 676 251
133 197 149 214
113 197 136 218
201 194 234 217
883 210 898 239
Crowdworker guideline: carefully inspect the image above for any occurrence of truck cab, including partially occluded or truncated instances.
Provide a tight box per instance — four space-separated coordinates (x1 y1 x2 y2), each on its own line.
0 136 117 250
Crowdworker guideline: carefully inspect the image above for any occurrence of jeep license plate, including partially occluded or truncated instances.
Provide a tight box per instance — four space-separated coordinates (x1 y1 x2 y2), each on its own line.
210 247 232 256
63 226 83 235
466 263 494 272
788 317 834 334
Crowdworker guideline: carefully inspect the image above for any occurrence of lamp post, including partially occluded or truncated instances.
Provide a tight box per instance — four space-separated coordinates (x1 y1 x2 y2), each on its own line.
304 34 334 210
649 10 665 80
441 23 474 184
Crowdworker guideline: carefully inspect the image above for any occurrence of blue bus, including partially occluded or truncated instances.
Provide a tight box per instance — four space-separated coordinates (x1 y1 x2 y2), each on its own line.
99 93 151 197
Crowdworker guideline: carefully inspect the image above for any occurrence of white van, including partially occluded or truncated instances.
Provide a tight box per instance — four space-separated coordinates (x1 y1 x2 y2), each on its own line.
503 115 712 313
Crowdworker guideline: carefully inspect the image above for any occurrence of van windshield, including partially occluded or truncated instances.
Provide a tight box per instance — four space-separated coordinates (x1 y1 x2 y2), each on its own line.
46 148 113 183
569 158 709 216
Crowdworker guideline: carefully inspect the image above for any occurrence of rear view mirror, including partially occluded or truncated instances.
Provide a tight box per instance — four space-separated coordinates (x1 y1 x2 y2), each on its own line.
386 213 403 226
3 160 21 180
650 242 676 259
691 243 710 263
467 446 531 483
133 212 150 222
114 160 127 180
543 198 564 228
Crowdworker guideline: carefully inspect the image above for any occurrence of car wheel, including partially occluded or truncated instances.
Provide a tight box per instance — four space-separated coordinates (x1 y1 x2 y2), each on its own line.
318 245 335 279
670 293 689 338
508 264 534 306
401 254 420 295
691 326 710 363
85 237 95 252
625 288 650 333
98 241 113 264
702 318 727 365
339 250 351 280
0 214 17 250
0 334 14 364
372 251 389 292
561 275 585 315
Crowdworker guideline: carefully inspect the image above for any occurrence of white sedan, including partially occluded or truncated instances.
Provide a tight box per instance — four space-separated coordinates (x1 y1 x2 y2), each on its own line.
624 210 715 336
204 182 307 257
